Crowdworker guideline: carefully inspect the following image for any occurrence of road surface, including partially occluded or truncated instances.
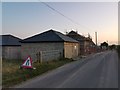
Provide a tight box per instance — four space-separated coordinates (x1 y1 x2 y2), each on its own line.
15 51 118 88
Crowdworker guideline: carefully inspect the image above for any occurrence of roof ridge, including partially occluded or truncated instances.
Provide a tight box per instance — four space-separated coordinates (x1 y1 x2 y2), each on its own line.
21 29 78 43
10 35 22 40
54 30 78 42
22 29 54 41
1 34 22 40
1 34 21 46
68 31 85 37
53 30 65 41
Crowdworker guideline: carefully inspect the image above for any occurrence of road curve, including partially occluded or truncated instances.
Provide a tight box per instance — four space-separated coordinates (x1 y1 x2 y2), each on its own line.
14 50 118 88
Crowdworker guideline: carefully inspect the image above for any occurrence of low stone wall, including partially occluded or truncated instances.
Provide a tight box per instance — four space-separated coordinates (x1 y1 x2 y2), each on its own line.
21 42 64 62
2 46 21 59
35 50 62 63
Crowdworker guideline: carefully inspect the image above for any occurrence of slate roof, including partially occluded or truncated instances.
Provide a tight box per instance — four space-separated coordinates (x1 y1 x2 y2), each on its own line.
0 34 22 46
21 30 78 43
67 31 96 45
67 31 86 41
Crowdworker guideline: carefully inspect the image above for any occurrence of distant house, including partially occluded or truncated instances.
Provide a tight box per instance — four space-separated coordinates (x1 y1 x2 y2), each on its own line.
1 34 22 59
67 31 96 55
84 37 96 54
21 30 79 62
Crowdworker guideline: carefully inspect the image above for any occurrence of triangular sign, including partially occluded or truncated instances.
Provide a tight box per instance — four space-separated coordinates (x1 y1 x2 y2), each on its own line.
21 56 33 69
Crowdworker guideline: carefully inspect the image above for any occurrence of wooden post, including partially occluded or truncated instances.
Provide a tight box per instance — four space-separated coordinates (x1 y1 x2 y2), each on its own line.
38 52 40 63
40 51 42 64
36 53 38 63
60 52 61 59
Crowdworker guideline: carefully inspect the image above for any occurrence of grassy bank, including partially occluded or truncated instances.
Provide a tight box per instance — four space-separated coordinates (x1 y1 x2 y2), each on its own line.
2 58 73 88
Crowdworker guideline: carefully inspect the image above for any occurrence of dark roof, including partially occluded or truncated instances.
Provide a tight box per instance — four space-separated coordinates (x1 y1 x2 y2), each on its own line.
67 31 78 35
67 31 86 41
21 30 78 43
67 31 95 45
0 34 22 46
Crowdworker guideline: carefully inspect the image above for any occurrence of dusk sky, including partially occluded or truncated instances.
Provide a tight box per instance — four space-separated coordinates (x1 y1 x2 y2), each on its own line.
2 1 118 45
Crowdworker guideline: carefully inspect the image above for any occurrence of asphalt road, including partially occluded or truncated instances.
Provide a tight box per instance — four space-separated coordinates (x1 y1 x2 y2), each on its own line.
15 50 118 88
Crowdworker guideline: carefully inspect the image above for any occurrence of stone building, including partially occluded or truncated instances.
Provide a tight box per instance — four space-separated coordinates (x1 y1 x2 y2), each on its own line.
1 34 21 59
21 30 79 62
67 31 96 55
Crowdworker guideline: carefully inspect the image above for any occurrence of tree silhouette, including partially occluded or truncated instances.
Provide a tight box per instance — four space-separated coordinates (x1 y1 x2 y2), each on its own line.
100 42 108 49
109 44 116 50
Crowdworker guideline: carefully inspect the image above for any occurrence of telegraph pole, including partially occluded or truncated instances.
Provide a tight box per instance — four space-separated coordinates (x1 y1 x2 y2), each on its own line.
95 32 97 46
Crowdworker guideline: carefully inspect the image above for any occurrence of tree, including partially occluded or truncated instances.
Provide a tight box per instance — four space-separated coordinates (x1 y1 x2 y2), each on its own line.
109 44 116 50
100 42 108 50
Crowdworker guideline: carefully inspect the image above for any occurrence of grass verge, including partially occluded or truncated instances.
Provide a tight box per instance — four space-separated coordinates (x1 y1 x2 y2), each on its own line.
2 58 73 88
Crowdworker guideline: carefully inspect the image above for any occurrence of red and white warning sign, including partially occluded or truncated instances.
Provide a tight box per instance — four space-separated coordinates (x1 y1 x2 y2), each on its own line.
21 56 33 69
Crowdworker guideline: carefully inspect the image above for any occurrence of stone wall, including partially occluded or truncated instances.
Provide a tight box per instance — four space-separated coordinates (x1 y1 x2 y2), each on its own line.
2 46 21 59
21 42 64 62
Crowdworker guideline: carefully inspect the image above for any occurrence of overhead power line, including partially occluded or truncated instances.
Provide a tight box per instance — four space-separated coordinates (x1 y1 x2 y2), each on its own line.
39 1 93 31
41 2 79 25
